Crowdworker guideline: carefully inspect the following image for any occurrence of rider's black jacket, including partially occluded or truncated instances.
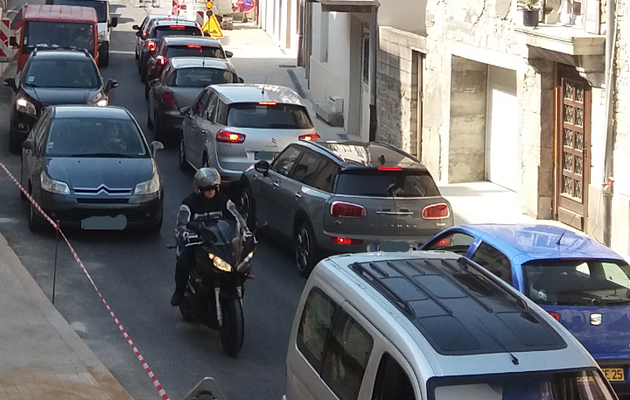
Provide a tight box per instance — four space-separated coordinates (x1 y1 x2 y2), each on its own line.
175 192 238 239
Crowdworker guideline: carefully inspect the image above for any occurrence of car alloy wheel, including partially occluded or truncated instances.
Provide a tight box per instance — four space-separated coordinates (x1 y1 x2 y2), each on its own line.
295 221 317 277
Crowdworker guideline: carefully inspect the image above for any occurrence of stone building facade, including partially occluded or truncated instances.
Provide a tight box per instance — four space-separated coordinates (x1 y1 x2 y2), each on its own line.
374 0 630 257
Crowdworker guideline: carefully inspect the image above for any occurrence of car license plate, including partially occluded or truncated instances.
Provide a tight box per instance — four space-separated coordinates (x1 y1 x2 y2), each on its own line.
368 242 411 252
81 215 127 230
603 368 625 382
255 151 275 161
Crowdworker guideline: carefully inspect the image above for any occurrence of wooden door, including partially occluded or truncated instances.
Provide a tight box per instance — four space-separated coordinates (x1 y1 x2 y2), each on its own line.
555 65 591 230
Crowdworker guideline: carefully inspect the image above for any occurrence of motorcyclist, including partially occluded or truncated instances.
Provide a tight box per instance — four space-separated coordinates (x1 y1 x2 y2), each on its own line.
171 167 248 306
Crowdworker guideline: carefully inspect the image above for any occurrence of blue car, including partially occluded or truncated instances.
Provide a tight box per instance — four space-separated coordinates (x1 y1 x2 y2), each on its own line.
421 223 630 396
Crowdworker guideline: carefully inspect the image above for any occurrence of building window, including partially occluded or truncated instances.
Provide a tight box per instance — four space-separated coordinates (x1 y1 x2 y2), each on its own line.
362 32 369 84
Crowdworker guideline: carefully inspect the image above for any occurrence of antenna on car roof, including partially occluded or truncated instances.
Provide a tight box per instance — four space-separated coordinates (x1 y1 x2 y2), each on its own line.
555 214 577 245
261 78 267 95
476 317 520 365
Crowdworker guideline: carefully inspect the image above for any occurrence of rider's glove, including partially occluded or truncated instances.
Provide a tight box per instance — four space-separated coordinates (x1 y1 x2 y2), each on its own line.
182 231 202 246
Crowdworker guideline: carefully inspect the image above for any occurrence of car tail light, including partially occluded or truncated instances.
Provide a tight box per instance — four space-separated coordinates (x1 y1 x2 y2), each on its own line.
188 44 201 48
216 130 246 143
171 25 186 29
161 92 176 105
332 237 364 245
548 312 560 321
157 56 168 65
422 203 450 219
142 32 147 38
299 133 320 142
147 41 157 52
258 101 276 105
330 201 367 218
436 237 452 247
378 167 402 171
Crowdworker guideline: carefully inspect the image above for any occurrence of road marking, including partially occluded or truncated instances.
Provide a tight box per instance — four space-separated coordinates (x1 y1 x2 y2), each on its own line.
0 217 19 224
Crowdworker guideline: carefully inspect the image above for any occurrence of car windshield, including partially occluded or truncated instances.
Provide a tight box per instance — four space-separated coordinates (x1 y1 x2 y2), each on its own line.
166 45 225 58
155 26 201 38
170 67 235 87
227 103 314 129
523 259 630 306
24 59 100 88
45 118 148 158
50 0 107 22
25 21 95 54
430 369 615 400
335 170 441 197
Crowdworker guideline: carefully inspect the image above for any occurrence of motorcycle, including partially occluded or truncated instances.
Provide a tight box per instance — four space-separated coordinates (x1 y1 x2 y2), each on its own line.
176 212 258 357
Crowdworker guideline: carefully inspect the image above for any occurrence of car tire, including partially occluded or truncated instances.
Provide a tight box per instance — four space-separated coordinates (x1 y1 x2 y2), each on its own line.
99 52 109 68
154 112 167 143
295 220 318 277
178 137 189 171
8 124 20 154
239 184 256 230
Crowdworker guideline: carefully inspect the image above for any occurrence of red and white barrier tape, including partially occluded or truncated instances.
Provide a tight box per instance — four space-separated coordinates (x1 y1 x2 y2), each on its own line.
0 162 170 400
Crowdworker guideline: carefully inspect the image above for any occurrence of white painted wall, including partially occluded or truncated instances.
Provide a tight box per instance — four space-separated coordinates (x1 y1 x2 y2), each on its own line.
378 0 426 35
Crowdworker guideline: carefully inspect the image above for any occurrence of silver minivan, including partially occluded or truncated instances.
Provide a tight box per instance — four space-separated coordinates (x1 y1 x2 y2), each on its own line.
285 250 619 400
178 84 319 187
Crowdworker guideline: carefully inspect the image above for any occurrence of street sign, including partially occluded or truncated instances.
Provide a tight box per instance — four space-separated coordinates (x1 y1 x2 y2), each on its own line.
202 12 222 37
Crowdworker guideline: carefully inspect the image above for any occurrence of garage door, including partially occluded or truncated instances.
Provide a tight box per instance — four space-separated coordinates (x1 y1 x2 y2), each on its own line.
486 66 518 192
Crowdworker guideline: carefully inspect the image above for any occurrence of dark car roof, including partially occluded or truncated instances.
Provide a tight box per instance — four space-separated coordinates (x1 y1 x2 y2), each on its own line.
454 224 626 263
350 253 567 355
30 48 93 60
298 140 428 171
50 105 131 119
153 18 198 28
161 36 222 46
169 57 233 70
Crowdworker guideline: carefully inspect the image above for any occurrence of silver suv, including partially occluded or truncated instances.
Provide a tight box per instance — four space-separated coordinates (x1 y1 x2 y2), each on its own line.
239 140 454 276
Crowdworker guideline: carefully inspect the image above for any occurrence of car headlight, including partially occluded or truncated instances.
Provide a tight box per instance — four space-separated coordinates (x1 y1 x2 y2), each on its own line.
16 97 37 115
134 173 160 194
89 92 108 107
209 253 232 272
40 171 70 195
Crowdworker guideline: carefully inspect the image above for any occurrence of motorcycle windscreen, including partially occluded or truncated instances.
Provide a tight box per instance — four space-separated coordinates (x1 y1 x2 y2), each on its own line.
201 218 238 267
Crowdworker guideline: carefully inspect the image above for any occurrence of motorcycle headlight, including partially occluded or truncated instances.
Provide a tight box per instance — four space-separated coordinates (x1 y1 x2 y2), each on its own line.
40 171 70 195
16 96 37 115
135 173 160 194
209 253 232 272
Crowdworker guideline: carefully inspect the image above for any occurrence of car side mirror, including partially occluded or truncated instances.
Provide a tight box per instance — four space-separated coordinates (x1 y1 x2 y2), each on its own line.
3 77 17 92
132 24 140 30
151 141 164 155
179 106 191 116
105 79 118 93
238 77 244 83
9 36 17 47
254 160 270 174
225 50 233 58
22 139 34 151
110 17 118 28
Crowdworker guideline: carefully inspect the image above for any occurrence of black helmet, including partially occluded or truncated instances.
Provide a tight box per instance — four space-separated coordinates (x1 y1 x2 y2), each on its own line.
193 167 221 194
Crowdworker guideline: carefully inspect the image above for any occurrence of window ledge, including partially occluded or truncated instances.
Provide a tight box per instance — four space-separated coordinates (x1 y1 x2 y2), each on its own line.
516 24 605 56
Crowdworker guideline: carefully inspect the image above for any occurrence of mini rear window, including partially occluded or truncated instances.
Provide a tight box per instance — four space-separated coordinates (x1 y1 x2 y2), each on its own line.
227 103 314 129
171 67 236 87
166 45 225 58
335 170 441 197
156 26 201 38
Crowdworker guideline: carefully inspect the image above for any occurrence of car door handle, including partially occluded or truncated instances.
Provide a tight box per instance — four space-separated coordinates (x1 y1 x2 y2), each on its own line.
272 182 279 188
295 192 302 198
201 129 207 135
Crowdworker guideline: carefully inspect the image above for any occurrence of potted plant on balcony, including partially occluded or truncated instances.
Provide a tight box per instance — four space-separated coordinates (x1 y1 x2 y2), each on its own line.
523 0 540 27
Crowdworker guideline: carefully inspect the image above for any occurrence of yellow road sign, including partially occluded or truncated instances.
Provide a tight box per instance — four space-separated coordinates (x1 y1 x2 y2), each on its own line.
206 0 213 9
202 13 223 37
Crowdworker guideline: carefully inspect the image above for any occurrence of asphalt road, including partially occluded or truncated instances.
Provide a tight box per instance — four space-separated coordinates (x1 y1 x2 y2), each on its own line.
0 3 308 400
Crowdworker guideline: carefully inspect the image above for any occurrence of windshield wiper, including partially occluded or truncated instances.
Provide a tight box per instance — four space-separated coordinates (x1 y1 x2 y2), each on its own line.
71 153 132 158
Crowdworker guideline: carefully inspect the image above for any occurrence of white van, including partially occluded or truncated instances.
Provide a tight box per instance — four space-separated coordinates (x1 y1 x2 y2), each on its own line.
284 251 619 400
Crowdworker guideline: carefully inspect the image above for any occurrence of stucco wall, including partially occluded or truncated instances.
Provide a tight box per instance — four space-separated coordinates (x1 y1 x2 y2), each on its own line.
378 0 426 35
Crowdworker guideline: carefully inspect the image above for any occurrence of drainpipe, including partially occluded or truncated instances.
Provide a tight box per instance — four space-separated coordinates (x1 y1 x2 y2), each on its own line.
297 0 304 66
368 6 378 141
602 0 617 246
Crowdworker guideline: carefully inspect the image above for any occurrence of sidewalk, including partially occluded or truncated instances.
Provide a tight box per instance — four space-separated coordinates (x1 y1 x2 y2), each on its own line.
0 233 134 400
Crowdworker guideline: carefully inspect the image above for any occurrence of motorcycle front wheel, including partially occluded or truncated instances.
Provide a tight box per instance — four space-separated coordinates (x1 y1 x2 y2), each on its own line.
220 297 244 357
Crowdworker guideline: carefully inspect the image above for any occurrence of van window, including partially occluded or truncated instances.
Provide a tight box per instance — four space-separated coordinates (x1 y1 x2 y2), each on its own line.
373 353 416 400
271 147 301 177
227 103 314 129
470 242 513 285
321 311 373 400
297 288 338 372
335 170 441 197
